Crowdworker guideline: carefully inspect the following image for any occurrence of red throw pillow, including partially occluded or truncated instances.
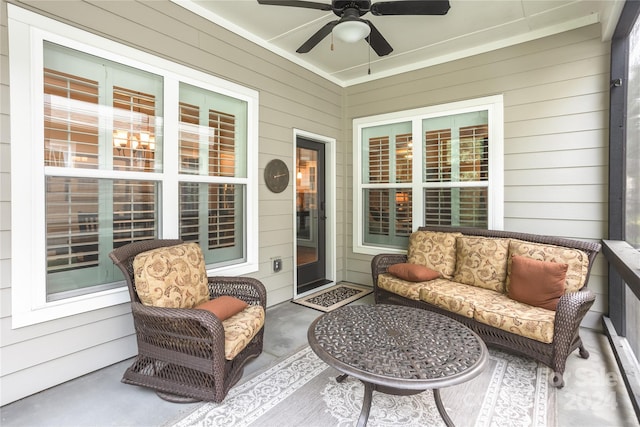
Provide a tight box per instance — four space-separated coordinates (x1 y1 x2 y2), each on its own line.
195 295 248 320
387 263 441 282
508 255 568 311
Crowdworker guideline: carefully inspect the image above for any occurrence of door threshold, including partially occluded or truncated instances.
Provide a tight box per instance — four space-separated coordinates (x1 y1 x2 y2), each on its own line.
297 279 332 295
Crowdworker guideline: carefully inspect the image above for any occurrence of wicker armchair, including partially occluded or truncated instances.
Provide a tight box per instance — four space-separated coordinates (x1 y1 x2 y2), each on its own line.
110 239 267 403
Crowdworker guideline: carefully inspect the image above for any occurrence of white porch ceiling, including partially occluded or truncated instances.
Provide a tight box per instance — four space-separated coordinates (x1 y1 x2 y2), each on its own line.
173 0 624 87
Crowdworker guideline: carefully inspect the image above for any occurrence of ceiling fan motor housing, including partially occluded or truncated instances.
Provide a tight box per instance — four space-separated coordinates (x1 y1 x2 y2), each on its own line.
332 1 372 17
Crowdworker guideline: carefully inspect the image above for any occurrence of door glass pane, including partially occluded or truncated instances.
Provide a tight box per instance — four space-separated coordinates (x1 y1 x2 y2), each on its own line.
297 147 318 265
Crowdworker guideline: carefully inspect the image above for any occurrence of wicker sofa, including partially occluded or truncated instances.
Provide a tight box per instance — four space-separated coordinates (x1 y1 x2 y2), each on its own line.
371 226 601 388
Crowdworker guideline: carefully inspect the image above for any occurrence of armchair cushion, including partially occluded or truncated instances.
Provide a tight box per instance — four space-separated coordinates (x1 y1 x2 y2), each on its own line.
195 295 248 320
133 242 209 308
223 305 265 360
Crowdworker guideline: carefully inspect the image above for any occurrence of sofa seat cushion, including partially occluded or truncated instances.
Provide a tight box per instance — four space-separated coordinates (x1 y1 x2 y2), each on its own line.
378 273 432 300
222 305 265 360
418 279 499 318
453 236 510 292
407 231 461 279
473 294 556 343
507 240 590 294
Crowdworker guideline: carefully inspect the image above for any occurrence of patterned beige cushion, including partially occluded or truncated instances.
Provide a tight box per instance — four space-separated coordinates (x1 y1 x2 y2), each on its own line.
473 293 556 343
133 242 209 308
223 305 265 360
452 236 510 292
407 231 461 279
378 273 431 300
418 279 499 318
506 240 590 293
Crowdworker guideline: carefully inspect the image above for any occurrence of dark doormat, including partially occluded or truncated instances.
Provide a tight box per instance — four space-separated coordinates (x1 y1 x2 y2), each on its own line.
293 282 372 312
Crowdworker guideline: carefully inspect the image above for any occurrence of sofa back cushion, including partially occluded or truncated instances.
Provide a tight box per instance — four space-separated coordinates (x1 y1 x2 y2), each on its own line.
453 236 510 292
506 240 590 293
407 231 461 279
133 242 210 308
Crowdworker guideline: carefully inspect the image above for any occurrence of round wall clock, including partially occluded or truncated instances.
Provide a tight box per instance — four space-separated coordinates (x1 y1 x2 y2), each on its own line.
264 159 290 193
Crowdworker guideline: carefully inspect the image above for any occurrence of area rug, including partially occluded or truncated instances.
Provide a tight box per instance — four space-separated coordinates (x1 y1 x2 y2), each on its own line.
170 345 556 427
293 282 373 312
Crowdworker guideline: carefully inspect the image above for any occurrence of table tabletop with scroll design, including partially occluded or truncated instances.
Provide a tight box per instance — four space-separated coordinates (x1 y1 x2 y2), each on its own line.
307 304 488 427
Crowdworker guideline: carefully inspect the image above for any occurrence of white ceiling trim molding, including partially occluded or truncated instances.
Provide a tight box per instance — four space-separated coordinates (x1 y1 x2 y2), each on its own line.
172 0 617 88
343 13 601 86
171 0 344 86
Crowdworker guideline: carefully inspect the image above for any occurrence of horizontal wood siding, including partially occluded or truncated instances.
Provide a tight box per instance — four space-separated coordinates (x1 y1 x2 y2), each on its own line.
344 24 609 330
0 0 342 405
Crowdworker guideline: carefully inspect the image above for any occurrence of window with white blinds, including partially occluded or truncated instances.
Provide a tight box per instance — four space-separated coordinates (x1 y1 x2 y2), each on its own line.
361 122 414 248
354 96 503 254
37 42 249 301
9 8 258 326
423 112 489 229
178 83 246 265
42 44 163 300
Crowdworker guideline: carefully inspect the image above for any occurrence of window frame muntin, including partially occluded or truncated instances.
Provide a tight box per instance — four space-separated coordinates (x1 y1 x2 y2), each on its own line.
353 95 504 255
8 5 259 328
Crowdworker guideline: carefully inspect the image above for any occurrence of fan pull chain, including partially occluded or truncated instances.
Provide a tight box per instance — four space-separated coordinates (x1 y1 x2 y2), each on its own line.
331 32 334 51
368 38 371 75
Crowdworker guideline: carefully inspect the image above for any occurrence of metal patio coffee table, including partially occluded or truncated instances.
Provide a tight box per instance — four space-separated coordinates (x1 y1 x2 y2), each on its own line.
307 304 488 427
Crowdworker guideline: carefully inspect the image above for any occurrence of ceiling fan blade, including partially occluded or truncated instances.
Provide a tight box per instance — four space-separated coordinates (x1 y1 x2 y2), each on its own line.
257 1 332 11
370 0 450 16
364 20 393 56
296 21 338 53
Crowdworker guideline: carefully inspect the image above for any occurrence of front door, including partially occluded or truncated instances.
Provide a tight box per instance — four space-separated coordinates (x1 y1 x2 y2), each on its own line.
296 137 328 294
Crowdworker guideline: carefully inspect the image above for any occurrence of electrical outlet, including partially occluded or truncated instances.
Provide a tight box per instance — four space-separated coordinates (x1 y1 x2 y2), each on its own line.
273 258 282 272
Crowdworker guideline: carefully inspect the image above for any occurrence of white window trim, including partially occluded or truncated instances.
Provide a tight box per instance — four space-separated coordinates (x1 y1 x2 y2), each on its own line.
8 5 259 328
353 95 504 255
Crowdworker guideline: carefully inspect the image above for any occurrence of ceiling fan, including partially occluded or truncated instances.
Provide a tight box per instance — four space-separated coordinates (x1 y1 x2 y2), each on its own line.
257 1 451 56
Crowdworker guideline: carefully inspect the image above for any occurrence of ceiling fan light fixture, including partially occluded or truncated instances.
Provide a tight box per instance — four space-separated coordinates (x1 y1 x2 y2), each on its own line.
333 20 370 43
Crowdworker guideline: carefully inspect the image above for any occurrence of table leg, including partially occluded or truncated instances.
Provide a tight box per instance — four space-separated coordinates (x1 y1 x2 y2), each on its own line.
356 382 374 427
433 389 455 427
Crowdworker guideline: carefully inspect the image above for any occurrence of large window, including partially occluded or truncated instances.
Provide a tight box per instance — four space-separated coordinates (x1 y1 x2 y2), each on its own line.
8 7 258 327
353 96 503 254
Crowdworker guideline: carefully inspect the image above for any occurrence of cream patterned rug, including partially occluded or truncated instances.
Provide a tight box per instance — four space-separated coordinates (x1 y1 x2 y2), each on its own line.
293 282 372 312
170 346 556 427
